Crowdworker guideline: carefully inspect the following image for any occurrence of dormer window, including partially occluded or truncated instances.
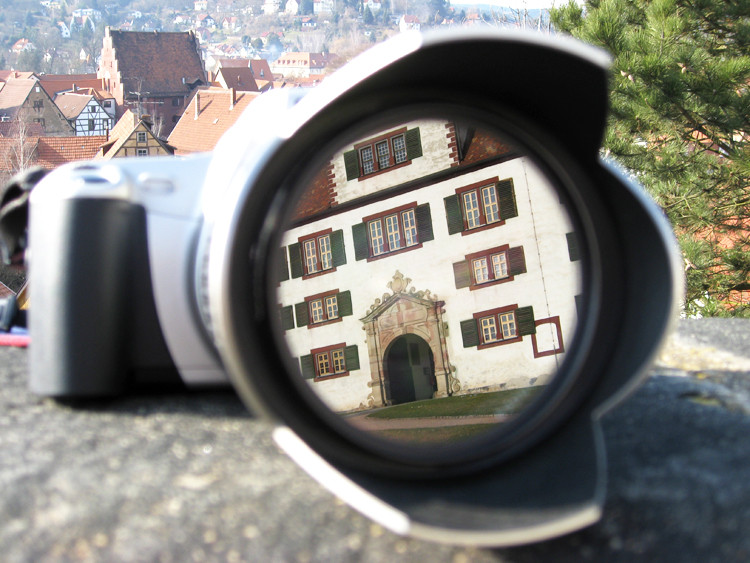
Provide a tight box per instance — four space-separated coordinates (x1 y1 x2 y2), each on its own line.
343 127 422 180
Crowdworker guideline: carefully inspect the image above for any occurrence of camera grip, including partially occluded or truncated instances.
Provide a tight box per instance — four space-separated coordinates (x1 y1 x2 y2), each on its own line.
30 198 138 396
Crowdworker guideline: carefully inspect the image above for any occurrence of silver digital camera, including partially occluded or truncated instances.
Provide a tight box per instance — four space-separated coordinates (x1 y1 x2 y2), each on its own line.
28 30 682 547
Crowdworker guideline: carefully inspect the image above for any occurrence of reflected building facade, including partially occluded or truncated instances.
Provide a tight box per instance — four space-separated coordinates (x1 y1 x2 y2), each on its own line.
277 120 582 413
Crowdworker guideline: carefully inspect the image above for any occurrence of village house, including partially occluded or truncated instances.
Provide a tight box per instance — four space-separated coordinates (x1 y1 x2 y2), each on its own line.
54 92 114 136
0 76 74 137
210 58 275 89
271 52 328 78
195 13 218 29
97 28 208 136
276 119 581 412
37 74 117 120
11 39 35 54
214 67 261 91
399 15 421 32
167 87 259 155
95 110 173 159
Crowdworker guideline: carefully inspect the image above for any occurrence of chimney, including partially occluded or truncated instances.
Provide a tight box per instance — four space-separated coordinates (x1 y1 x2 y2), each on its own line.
194 93 200 119
141 114 153 129
230 87 235 110
72 83 77 92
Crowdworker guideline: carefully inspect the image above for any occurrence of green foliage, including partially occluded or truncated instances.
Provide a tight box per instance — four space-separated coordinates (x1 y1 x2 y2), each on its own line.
552 0 750 316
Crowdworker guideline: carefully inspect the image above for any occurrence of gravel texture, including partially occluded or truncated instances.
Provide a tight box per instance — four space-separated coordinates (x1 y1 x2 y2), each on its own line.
1 319 749 562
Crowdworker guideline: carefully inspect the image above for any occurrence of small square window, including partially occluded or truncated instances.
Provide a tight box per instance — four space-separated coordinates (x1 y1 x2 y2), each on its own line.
136 131 147 143
136 148 148 157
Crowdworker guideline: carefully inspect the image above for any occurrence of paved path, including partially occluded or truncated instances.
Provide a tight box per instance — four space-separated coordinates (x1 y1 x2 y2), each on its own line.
346 412 510 430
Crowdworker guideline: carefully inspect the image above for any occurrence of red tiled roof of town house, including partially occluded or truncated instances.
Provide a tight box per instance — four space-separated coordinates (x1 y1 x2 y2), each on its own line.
53 92 93 120
38 74 109 99
0 71 36 82
0 135 105 175
0 79 36 114
461 129 513 165
167 87 260 155
100 29 207 98
215 67 259 92
35 136 107 168
250 59 273 81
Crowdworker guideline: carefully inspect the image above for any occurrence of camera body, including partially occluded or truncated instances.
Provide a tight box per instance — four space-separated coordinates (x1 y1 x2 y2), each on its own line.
28 150 224 395
29 87 307 397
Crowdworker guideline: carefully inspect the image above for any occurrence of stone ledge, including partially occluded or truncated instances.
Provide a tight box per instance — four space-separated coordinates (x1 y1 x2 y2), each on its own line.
0 319 748 562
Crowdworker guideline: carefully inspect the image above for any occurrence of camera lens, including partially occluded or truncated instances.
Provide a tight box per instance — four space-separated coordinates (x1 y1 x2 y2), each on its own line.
273 114 587 460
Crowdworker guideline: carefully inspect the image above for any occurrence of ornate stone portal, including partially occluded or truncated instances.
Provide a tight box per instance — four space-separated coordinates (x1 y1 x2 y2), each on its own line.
360 271 457 408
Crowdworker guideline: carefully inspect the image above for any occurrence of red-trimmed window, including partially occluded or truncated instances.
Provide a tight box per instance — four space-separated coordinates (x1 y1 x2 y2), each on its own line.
444 178 518 235
288 229 346 280
294 290 353 328
453 245 526 290
300 343 361 381
352 203 434 261
366 203 418 257
460 305 536 349
343 127 423 180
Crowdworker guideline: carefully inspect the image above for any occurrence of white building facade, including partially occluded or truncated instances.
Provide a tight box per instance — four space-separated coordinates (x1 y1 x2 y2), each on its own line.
277 119 582 413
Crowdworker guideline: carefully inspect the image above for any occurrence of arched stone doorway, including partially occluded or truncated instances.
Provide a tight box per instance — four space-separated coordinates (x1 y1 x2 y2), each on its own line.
384 334 436 405
361 271 459 408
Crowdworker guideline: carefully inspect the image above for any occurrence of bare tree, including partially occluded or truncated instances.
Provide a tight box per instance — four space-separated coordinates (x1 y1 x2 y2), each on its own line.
0 115 38 186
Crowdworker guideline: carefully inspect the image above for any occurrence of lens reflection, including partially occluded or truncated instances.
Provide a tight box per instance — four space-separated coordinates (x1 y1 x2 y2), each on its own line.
275 118 582 446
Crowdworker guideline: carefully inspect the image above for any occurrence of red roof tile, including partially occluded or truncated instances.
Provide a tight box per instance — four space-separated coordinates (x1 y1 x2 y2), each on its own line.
167 87 259 155
38 74 107 99
105 29 207 96
0 79 36 115
216 67 259 91
35 136 106 168
54 92 93 120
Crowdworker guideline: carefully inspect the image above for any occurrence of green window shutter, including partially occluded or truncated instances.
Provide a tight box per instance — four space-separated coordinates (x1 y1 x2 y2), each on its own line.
295 301 309 327
344 149 360 180
405 127 422 160
344 344 360 371
516 306 536 336
566 232 580 262
337 290 353 317
331 229 346 267
352 222 369 261
278 246 289 282
280 305 294 331
460 319 480 348
289 243 303 278
444 194 464 235
415 203 434 243
453 260 471 289
508 246 526 276
497 179 518 220
300 354 316 379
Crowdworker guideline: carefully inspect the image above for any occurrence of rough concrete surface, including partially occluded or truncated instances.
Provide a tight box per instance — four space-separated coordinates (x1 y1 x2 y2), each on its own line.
1 319 749 562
